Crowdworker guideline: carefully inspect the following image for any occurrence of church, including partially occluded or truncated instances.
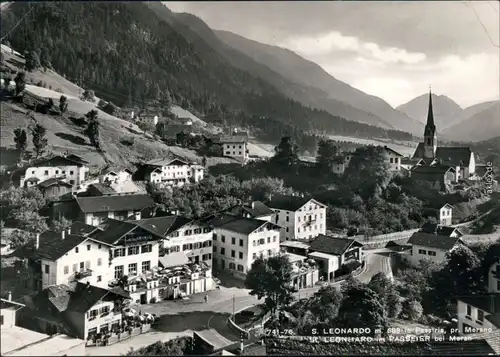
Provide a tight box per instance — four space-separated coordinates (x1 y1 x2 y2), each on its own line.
412 91 476 181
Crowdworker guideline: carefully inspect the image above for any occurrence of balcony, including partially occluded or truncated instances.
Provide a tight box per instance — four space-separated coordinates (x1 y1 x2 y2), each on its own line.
75 269 93 279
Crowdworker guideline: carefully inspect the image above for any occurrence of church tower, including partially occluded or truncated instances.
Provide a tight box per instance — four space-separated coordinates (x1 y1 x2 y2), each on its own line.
423 89 437 158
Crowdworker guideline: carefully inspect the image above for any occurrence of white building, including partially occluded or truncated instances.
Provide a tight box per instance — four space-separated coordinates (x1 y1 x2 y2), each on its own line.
382 146 404 172
220 136 249 163
207 215 281 279
331 153 353 175
439 203 454 226
407 232 462 267
141 158 205 186
267 195 327 241
457 294 500 335
20 155 90 188
487 259 500 294
101 168 133 184
223 201 275 222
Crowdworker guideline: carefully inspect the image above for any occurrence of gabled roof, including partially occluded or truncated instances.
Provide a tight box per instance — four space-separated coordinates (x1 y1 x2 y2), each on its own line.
408 232 461 250
68 222 100 236
146 157 188 167
401 157 424 166
440 203 454 210
65 154 88 164
412 142 426 159
158 251 190 268
420 223 460 237
383 146 404 157
104 167 134 175
268 195 325 212
206 215 280 235
411 164 455 175
32 155 86 168
457 294 500 317
220 135 248 143
225 201 275 218
309 235 363 256
88 183 116 195
129 215 193 237
25 176 40 183
88 218 166 245
435 147 473 167
75 194 154 213
13 231 89 261
37 177 73 189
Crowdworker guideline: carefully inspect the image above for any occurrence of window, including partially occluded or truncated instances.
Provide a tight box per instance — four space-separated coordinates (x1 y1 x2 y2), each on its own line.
418 249 426 255
114 248 125 257
87 244 91 251
70 180 75 185
85 260 91 269
114 265 124 279
128 263 137 276
141 244 152 253
231 237 236 245
142 261 151 273
213 246 217 253
239 252 243 259
64 266 69 274
267 237 271 243
239 239 243 247
97 275 102 282
298 216 301 222
185 230 193 236
75 247 79 253
80 262 84 270
44 170 49 175
237 264 244 272
44 264 49 274
98 244 102 249
97 258 102 266
87 310 98 319
428 251 436 256
55 170 59 174
221 235 226 243
268 249 272 256
273 236 277 242
1 315 3 325
466 304 472 316
69 170 74 175
390 158 394 163
213 234 217 241
72 264 77 272
100 306 110 314
194 228 202 234
128 246 139 255
286 227 289 232
220 248 225 255
253 241 257 247
286 216 289 222
231 250 235 258
477 310 484 322
229 262 236 270
253 253 257 259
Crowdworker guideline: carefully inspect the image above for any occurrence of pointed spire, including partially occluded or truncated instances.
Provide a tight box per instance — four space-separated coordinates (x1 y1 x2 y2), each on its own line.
427 86 435 128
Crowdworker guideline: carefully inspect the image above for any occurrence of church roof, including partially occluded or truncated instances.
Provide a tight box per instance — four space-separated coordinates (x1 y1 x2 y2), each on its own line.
426 91 435 128
435 147 473 167
412 143 425 159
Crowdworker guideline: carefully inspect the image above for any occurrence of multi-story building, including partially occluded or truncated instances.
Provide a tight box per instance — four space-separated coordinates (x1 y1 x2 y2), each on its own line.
207 215 281 279
487 258 500 294
331 153 354 175
285 252 320 289
439 203 454 226
267 195 327 241
101 168 134 184
20 155 90 188
223 201 275 222
51 193 155 226
137 158 205 187
457 294 500 335
220 136 249 163
382 146 404 172
407 232 462 267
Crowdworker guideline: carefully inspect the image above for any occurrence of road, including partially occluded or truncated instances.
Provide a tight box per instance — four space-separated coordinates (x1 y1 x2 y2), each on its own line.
86 252 392 355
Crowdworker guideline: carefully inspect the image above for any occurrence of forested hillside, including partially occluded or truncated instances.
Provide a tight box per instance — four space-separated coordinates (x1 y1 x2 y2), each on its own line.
1 2 413 154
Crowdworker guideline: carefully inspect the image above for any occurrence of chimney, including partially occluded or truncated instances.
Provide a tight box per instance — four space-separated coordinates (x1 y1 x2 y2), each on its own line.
61 230 66 240
35 233 40 249
7 291 12 301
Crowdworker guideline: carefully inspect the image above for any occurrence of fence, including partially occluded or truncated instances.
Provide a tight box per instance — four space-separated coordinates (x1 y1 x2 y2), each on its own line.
86 324 152 347
355 229 419 244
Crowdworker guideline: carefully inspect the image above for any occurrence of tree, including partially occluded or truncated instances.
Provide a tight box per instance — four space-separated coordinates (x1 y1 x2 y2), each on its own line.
337 282 388 334
202 156 207 167
25 50 41 72
272 136 299 168
30 123 48 158
9 229 33 250
401 299 423 321
245 254 297 316
14 71 26 95
102 102 117 116
307 285 343 325
316 139 341 171
59 95 68 114
13 128 28 160
51 217 72 232
81 89 95 102
84 110 101 150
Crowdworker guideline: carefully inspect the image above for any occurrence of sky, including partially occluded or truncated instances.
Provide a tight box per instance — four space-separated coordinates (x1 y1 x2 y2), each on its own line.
165 1 499 108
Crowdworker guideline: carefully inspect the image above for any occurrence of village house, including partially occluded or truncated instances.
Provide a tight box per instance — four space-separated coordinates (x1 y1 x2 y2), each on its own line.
36 177 74 200
50 193 155 226
223 201 275 222
412 90 476 180
488 258 500 294
18 282 130 342
1 296 86 356
220 135 249 163
285 252 320 289
267 195 327 241
206 215 281 279
306 235 364 281
457 294 500 336
401 157 426 171
100 168 133 184
382 146 404 172
406 232 463 267
20 155 90 189
330 152 353 175
135 158 205 187
438 203 454 226
410 164 458 191
419 222 462 238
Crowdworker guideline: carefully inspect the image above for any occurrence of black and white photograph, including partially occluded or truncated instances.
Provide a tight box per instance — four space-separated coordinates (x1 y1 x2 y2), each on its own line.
0 1 499 356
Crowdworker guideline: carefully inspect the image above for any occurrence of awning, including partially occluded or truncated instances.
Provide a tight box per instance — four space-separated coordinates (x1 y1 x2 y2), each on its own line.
159 252 189 269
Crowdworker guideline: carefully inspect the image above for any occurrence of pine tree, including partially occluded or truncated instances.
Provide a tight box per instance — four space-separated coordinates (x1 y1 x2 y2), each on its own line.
30 123 48 158
84 109 101 150
14 72 26 95
59 95 68 114
13 128 28 161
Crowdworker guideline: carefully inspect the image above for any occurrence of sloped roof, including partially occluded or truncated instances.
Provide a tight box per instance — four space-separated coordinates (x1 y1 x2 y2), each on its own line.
146 157 188 167
13 231 89 261
225 201 274 218
129 215 193 237
268 195 324 212
37 177 73 189
408 232 461 250
411 164 455 175
33 155 85 168
88 219 138 245
309 235 362 256
25 176 40 183
68 222 99 236
441 203 454 210
383 146 403 157
420 223 460 237
412 143 425 159
436 147 473 166
75 194 154 213
458 294 500 316
158 252 189 268
88 183 116 195
206 215 280 235
220 135 248 143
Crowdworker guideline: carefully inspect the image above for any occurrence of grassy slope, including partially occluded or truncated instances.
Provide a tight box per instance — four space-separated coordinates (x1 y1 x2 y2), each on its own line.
0 46 237 169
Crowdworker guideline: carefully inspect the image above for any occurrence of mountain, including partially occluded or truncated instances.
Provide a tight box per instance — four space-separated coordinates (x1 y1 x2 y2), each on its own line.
214 29 424 136
159 9 395 131
442 101 500 142
1 2 414 154
396 93 464 130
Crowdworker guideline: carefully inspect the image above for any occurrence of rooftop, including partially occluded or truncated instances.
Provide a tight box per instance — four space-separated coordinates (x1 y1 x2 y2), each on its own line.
309 235 362 256
158 251 190 269
408 232 461 250
435 147 473 166
130 215 193 237
268 195 323 212
37 177 72 189
1 326 54 355
220 135 248 143
285 252 307 264
458 294 500 317
383 146 404 157
1 329 85 356
224 201 274 218
308 251 337 260
280 240 310 250
75 194 154 213
206 215 280 235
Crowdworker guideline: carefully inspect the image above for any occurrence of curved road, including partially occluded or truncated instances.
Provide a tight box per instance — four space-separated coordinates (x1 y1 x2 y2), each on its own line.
201 251 393 348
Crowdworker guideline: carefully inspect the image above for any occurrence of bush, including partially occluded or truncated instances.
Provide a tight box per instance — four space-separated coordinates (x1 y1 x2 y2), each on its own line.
97 98 107 108
120 137 135 146
55 88 64 93
401 299 423 321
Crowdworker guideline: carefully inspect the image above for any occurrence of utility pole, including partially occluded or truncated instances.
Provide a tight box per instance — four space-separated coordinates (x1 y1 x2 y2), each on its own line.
232 295 235 317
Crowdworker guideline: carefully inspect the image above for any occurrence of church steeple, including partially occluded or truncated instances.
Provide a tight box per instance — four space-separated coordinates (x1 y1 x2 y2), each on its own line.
423 86 437 159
